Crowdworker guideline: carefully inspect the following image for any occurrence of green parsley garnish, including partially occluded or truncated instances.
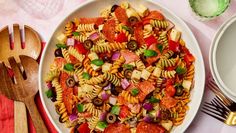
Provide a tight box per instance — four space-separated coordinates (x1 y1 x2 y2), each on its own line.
56 43 67 49
82 72 91 80
77 104 84 113
176 66 187 75
91 59 104 66
111 105 120 115
64 63 74 71
131 88 139 96
149 96 160 103
72 32 80 36
144 50 158 57
45 89 53 98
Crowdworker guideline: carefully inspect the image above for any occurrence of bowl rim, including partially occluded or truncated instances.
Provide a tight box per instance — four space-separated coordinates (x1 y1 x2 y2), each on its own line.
210 14 236 101
39 0 206 132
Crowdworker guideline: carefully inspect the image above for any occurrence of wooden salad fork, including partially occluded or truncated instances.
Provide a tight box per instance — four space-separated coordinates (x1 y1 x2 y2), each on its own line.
0 55 48 133
0 24 41 133
201 97 236 126
207 78 236 111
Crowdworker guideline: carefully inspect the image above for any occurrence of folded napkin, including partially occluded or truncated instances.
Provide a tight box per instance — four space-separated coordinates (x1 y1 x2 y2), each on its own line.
0 42 57 133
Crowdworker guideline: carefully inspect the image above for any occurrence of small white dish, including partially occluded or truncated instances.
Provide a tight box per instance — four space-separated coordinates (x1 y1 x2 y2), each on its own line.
210 14 236 102
39 0 205 132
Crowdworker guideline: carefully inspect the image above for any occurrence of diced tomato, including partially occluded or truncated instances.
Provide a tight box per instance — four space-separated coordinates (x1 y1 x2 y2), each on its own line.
54 57 66 68
144 35 157 47
142 18 151 25
63 88 73 114
134 22 145 46
103 19 116 42
119 106 130 119
137 122 166 133
78 123 90 133
184 53 195 66
166 78 175 86
116 32 128 42
69 55 79 64
60 72 69 90
160 96 177 109
137 81 155 102
168 40 180 52
166 66 176 71
144 10 165 20
79 17 104 26
181 46 190 55
146 44 161 65
74 42 88 54
120 50 139 64
115 7 129 24
165 85 176 97
104 123 131 133
73 86 78 95
117 95 126 105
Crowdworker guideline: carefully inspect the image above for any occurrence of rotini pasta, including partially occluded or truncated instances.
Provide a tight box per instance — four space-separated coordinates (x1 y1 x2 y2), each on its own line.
77 24 95 32
104 73 121 86
83 58 99 77
150 19 169 29
68 46 85 62
61 48 71 63
119 91 139 104
110 56 125 73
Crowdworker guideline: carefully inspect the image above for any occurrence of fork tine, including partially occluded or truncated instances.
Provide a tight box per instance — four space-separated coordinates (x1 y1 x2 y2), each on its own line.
213 97 230 112
203 103 225 117
208 79 232 106
201 109 225 122
8 57 24 82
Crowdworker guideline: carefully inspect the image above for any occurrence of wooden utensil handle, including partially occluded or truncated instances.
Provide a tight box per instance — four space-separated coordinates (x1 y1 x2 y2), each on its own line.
24 96 49 133
14 101 28 133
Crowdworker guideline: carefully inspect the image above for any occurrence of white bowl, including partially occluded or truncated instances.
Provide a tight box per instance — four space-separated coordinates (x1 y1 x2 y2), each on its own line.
39 0 205 132
210 14 236 102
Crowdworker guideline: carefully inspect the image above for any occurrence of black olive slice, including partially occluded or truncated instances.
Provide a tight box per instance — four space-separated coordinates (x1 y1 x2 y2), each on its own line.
98 80 109 87
110 84 120 96
128 16 138 25
111 5 119 12
54 48 63 57
106 113 117 123
66 77 75 88
124 69 132 79
127 40 138 51
93 97 103 106
83 39 94 50
175 85 184 96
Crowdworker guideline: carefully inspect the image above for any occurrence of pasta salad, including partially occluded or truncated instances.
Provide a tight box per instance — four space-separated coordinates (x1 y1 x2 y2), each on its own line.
44 2 195 133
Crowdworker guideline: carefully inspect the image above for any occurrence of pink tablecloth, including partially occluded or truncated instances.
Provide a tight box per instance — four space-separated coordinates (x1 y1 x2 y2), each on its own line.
0 0 236 132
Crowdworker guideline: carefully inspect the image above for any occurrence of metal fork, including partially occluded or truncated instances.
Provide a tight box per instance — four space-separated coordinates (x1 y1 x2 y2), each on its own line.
207 78 236 111
201 97 236 126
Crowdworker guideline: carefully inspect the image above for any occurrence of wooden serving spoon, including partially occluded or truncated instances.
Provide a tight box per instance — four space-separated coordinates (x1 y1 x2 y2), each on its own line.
0 55 48 133
0 24 41 133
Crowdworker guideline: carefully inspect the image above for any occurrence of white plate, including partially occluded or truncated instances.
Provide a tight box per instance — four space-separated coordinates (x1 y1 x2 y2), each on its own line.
210 14 236 102
39 0 205 132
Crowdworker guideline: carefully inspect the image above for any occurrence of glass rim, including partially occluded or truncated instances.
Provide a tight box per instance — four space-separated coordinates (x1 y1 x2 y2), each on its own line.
189 0 231 18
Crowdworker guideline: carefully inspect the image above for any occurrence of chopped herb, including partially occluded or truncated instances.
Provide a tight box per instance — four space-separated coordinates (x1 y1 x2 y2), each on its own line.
45 89 53 98
111 105 120 115
144 50 158 57
56 43 67 49
64 63 74 71
91 59 104 66
82 72 91 80
157 44 163 53
72 32 80 36
121 25 129 31
77 104 84 113
176 66 187 75
148 96 160 103
131 88 139 96
122 64 134 70
96 121 108 130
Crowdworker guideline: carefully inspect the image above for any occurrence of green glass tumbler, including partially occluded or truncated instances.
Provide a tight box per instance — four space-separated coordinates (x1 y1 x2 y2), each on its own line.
189 0 231 20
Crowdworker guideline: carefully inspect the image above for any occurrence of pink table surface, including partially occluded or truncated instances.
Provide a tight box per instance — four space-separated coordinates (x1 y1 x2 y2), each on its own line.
0 0 236 132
